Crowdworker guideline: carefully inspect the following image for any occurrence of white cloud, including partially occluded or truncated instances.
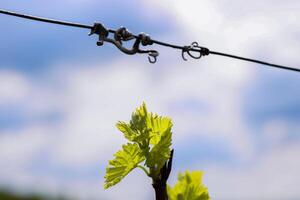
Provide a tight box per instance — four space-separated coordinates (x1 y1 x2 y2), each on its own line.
0 70 30 105
203 144 300 199
0 126 51 167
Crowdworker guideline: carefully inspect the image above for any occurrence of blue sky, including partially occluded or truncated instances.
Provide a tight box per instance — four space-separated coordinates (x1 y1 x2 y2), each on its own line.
0 1 300 200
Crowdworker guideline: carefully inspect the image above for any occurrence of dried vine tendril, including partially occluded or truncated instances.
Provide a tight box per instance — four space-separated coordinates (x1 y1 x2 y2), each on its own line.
0 8 299 72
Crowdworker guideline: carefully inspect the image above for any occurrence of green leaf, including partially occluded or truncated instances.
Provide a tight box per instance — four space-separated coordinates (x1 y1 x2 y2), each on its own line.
104 143 145 189
147 113 173 145
168 171 210 200
145 123 172 175
116 103 150 149
109 102 173 185
116 122 137 141
116 103 173 157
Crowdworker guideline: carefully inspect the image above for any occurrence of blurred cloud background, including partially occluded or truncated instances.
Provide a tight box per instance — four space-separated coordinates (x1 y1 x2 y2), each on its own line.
0 0 300 199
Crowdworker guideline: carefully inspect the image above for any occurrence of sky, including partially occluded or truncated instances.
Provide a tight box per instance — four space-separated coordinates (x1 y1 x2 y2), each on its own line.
0 1 300 200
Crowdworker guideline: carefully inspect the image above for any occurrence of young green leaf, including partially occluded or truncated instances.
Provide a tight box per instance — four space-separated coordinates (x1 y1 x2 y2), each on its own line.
115 102 173 168
145 124 172 176
116 103 150 149
105 102 173 188
116 121 137 142
104 143 145 189
168 171 210 200
147 114 173 146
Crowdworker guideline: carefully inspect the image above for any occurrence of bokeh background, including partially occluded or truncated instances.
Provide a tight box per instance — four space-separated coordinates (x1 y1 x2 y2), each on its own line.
0 0 300 199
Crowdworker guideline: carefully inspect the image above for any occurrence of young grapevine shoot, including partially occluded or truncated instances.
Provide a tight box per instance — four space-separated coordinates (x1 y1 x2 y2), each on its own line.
104 103 210 200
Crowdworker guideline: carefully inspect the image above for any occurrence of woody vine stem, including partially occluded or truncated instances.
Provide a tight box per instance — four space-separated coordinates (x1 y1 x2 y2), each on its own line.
152 150 174 200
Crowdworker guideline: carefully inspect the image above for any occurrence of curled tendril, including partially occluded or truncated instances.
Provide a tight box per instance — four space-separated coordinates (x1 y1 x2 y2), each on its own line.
182 42 202 61
147 51 159 64
187 42 202 59
182 47 189 61
182 42 209 61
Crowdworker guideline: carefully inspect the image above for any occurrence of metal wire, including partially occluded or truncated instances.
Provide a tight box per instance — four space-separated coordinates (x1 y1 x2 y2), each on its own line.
1 8 299 73
0 9 93 29
209 51 300 73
